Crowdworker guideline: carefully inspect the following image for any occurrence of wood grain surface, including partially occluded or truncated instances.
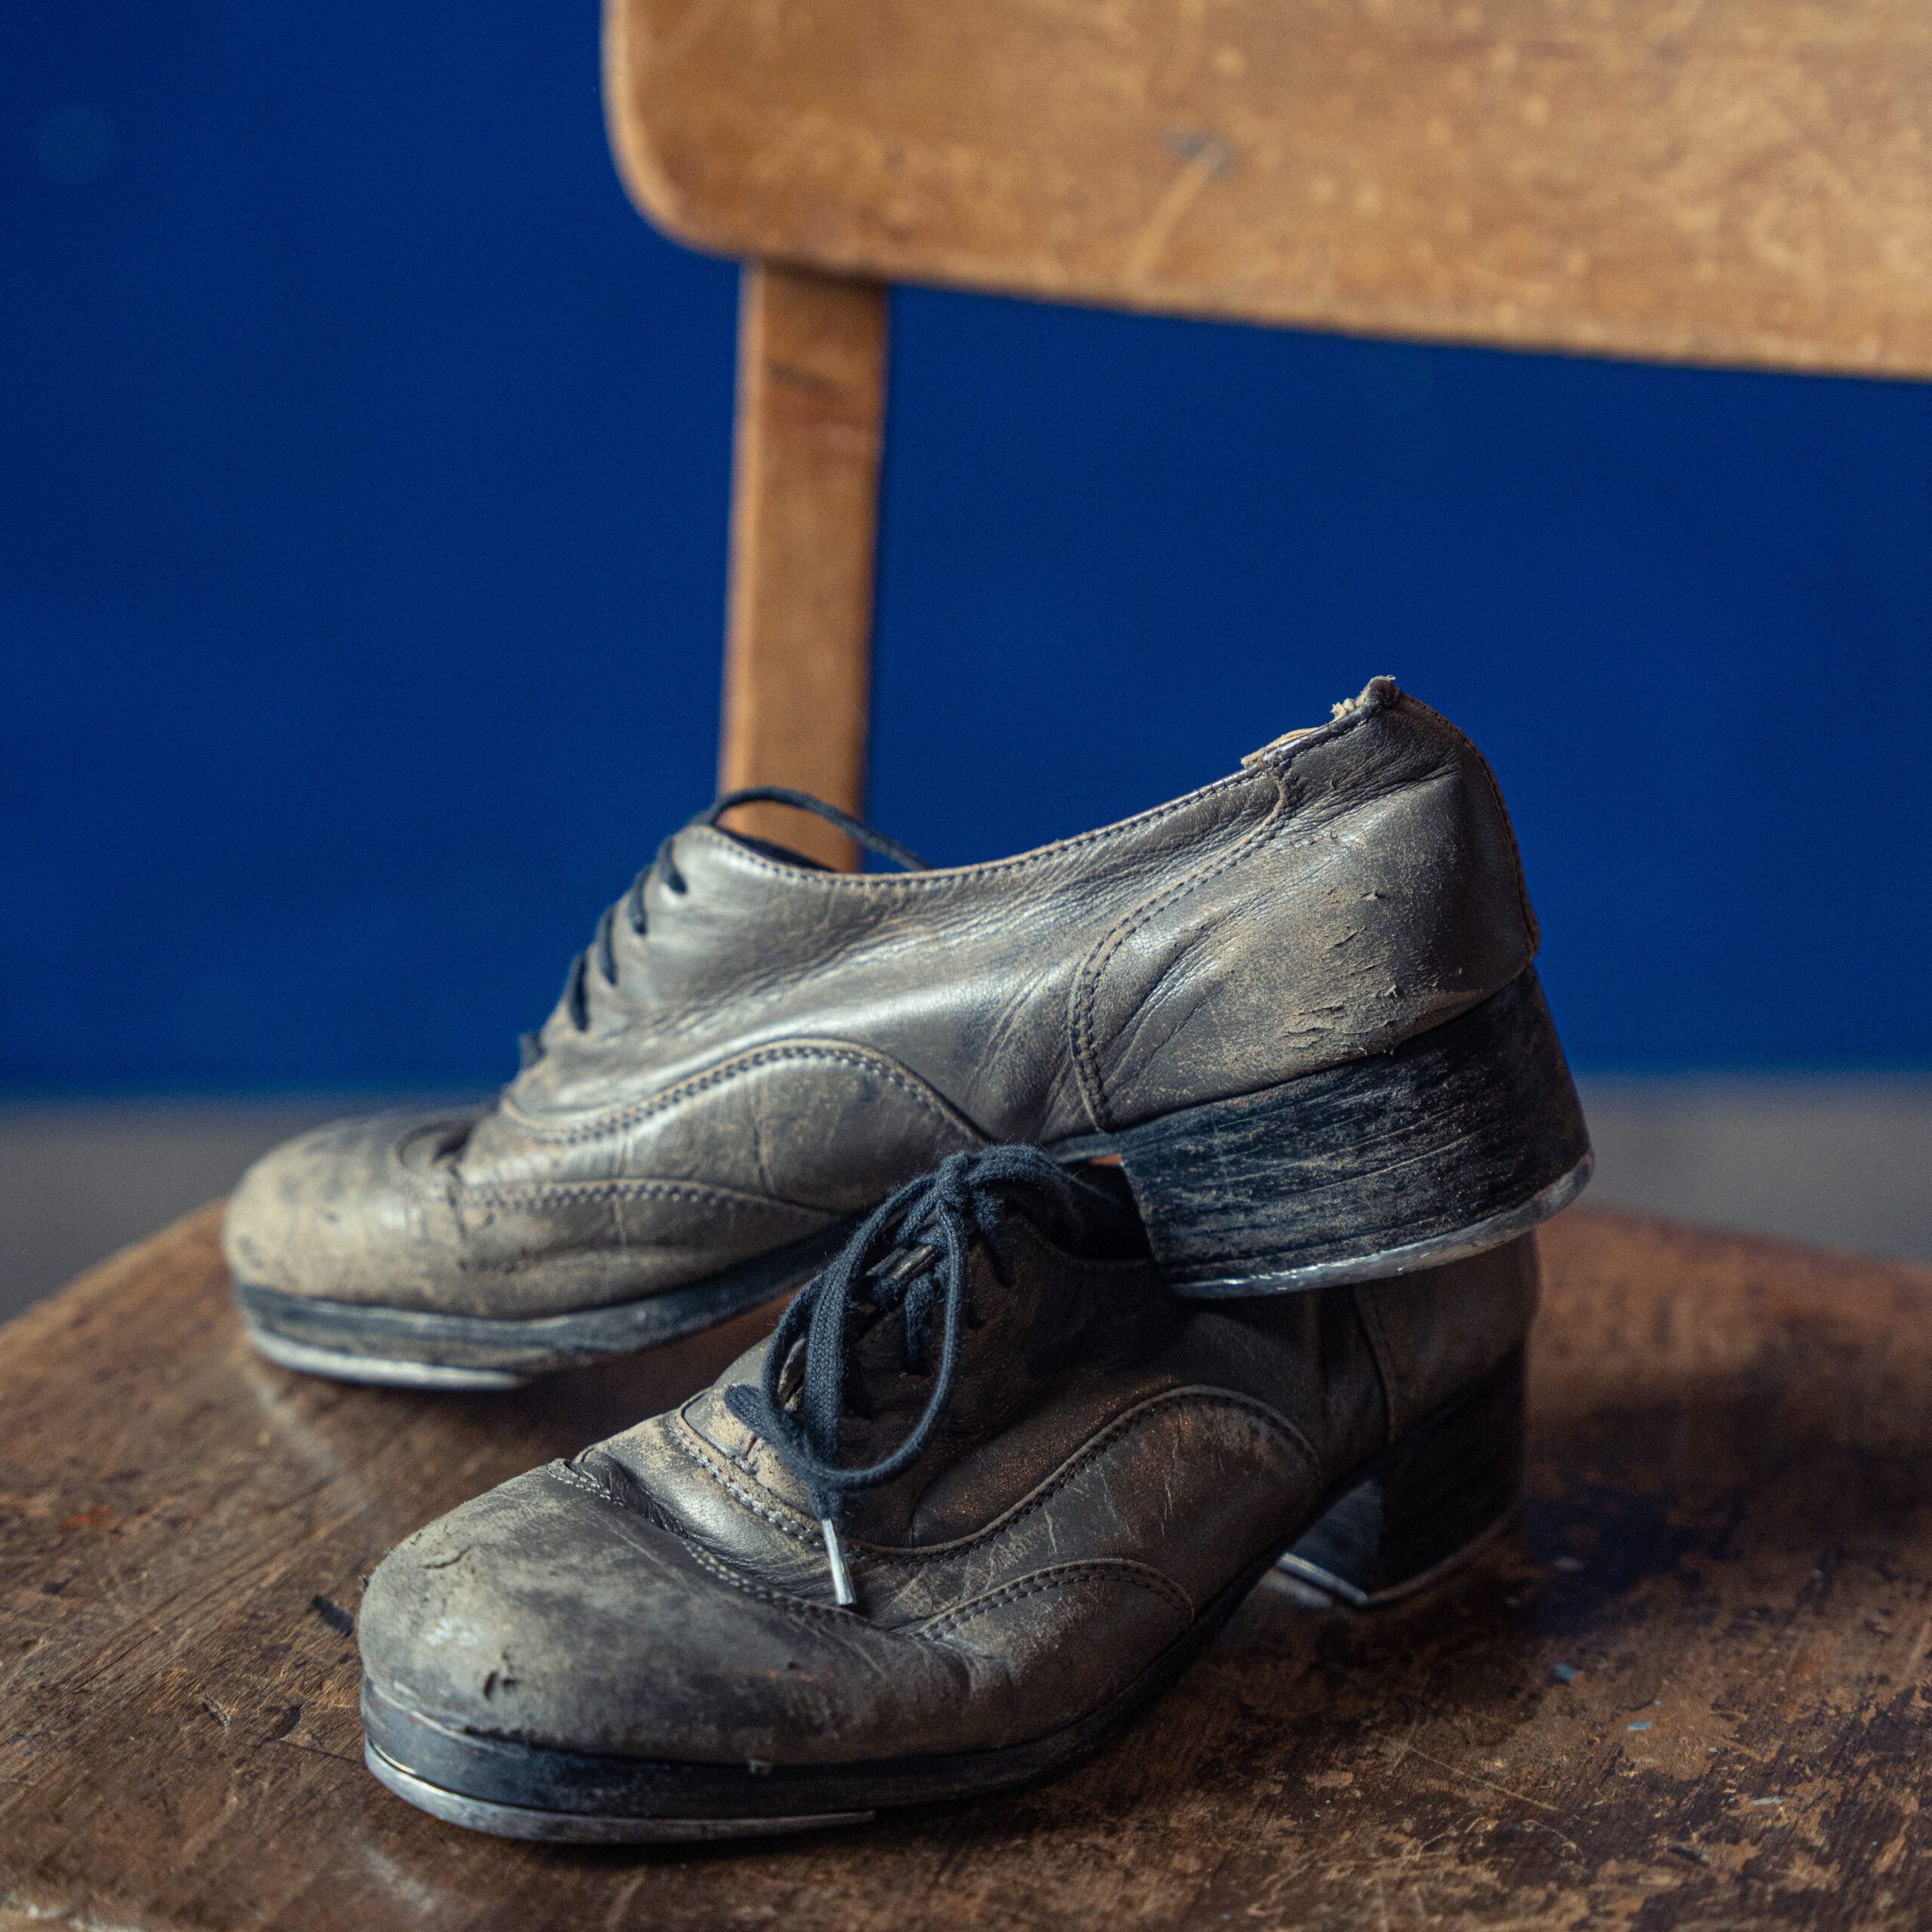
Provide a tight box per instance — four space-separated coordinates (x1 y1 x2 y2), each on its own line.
717 263 888 870
5 1204 1932 1927
605 0 1932 379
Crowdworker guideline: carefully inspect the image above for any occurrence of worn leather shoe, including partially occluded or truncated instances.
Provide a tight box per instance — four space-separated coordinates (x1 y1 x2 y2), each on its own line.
358 1146 1540 1840
227 676 1586 1386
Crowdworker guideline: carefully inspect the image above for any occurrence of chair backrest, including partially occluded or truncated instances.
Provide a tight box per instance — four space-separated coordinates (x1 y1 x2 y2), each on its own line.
604 0 1932 862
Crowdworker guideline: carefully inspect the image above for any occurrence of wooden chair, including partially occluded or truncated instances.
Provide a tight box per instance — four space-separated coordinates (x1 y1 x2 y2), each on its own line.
6 6 1932 1925
605 0 1932 863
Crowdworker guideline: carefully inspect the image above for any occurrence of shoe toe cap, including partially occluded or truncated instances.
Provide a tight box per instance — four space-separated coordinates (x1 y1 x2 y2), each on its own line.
358 1466 962 1764
220 1109 481 1302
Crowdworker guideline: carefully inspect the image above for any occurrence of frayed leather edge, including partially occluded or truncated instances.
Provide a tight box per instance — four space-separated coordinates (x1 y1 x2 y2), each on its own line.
1241 674 1402 769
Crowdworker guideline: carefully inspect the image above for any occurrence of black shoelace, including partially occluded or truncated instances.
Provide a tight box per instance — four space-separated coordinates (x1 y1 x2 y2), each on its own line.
724 1146 1122 1610
524 787 928 1065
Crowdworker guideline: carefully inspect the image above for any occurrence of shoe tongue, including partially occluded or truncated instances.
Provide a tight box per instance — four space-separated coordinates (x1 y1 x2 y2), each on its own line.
846 1183 1145 1438
829 1246 1029 1494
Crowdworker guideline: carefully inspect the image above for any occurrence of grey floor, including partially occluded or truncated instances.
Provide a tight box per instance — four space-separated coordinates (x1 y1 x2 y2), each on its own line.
2 1079 1930 1329
0 1097 478 1327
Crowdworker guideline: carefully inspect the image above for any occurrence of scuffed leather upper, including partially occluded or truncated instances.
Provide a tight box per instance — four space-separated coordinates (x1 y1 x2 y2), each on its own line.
358 1224 1539 1765
226 679 1539 1314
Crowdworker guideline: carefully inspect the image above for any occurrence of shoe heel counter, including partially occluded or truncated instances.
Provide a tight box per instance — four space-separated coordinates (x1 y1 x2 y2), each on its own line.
1387 688 1540 959
1260 682 1544 1033
1079 682 1541 1135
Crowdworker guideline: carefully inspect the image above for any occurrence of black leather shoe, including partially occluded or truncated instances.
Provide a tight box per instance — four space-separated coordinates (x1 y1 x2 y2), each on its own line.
227 676 1586 1386
357 1147 1540 1841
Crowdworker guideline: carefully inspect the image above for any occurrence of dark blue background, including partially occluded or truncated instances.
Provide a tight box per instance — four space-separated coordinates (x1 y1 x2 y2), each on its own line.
6 0 1929 1093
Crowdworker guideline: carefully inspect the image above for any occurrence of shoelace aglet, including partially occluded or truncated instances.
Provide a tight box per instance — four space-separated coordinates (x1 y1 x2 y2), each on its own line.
867 1241 940 1290
820 1518 857 1607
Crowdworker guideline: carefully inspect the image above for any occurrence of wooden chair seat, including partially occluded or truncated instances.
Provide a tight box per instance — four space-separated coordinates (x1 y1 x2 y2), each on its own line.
4 1206 1929 1927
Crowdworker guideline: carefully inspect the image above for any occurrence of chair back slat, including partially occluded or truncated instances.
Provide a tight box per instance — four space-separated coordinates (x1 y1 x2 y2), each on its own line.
608 0 1932 377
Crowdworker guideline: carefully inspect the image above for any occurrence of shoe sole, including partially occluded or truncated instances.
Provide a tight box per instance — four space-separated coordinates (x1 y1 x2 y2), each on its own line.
359 1752 878 1841
358 1349 1524 1840
233 1220 857 1389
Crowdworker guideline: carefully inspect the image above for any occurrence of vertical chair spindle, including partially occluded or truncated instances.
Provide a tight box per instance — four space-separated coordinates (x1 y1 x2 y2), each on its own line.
719 263 889 872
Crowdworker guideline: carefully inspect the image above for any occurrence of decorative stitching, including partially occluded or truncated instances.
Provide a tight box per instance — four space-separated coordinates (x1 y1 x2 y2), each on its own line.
687 691 1386 894
669 1415 822 1549
553 1398 1311 1641
541 1460 686 1541
675 1391 767 1479
1069 768 1291 1133
916 1561 1194 1641
870 1388 1317 1566
1066 691 1451 1131
423 1175 830 1212
688 769 1271 889
673 1526 858 1624
543 1460 610 1500
545 1449 858 1623
498 1040 986 1148
666 1386 1317 1572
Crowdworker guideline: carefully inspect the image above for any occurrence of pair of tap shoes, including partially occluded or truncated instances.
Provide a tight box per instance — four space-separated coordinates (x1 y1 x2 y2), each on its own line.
224 678 1589 1840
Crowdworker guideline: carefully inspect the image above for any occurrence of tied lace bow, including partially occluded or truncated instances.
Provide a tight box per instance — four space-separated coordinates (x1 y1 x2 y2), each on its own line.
724 1146 1123 1610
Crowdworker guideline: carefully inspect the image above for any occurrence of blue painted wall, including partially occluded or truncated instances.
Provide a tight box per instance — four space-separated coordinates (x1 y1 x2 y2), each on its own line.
6 1 1930 1091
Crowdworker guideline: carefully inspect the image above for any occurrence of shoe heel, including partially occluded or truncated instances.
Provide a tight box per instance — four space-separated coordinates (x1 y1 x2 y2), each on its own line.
1102 968 1589 1295
1277 1345 1525 1607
